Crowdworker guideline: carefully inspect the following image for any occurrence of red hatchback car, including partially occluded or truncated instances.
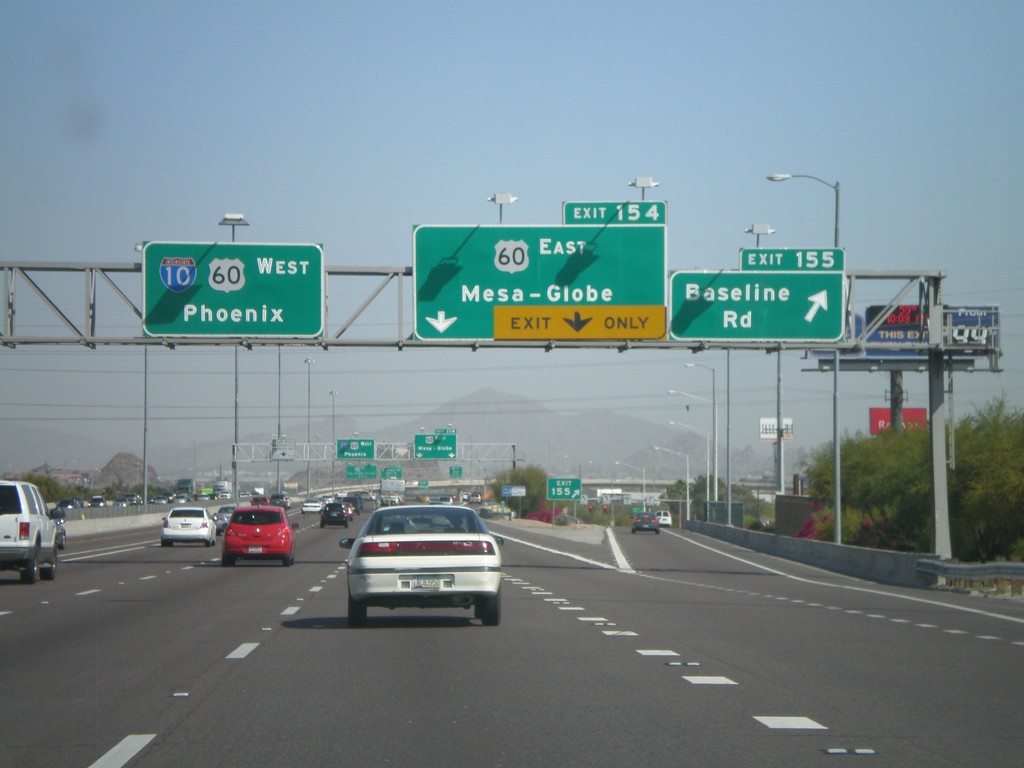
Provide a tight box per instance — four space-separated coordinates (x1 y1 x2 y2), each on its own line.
222 505 296 567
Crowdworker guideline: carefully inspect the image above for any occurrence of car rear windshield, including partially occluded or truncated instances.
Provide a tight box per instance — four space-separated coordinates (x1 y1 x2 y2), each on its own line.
169 508 205 518
231 510 284 526
368 508 481 536
0 486 21 514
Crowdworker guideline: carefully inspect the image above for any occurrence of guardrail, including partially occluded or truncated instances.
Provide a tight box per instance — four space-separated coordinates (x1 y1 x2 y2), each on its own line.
915 559 1024 596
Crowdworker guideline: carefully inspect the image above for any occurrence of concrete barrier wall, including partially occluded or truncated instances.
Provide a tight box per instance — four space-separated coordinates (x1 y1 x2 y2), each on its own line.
685 519 939 589
64 512 168 538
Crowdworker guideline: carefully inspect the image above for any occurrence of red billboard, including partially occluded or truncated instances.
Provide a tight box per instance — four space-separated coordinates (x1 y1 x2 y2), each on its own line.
870 407 928 435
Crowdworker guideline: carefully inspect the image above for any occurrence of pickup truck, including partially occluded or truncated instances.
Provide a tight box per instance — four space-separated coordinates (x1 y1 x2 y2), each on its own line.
0 480 58 584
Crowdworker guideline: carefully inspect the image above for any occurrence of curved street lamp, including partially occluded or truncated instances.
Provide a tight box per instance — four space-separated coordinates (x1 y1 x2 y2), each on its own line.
767 172 842 542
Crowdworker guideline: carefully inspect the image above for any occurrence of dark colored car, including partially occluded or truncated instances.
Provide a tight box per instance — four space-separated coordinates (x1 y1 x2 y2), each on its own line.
320 501 352 528
336 494 365 515
48 507 68 550
269 493 291 510
222 506 297 567
631 511 659 534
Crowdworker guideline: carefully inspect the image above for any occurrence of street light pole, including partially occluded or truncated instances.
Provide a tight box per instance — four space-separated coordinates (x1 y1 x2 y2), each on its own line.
767 172 842 541
304 357 315 496
668 421 709 507
653 446 689 525
615 462 646 512
329 389 338 496
219 214 248 502
684 363 718 501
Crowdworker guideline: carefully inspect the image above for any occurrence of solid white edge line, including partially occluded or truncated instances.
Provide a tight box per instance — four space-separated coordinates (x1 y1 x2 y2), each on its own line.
664 529 1024 626
88 734 156 768
605 528 635 572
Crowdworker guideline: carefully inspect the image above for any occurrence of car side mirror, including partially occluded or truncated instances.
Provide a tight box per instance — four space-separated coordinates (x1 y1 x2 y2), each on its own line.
339 538 354 549
493 535 505 546
292 523 300 530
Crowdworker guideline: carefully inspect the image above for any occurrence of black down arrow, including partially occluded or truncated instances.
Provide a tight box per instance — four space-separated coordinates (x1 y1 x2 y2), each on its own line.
564 311 592 333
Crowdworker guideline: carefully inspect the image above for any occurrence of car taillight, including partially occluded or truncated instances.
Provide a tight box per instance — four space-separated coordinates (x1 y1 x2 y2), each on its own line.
358 540 494 556
163 518 169 528
18 522 30 541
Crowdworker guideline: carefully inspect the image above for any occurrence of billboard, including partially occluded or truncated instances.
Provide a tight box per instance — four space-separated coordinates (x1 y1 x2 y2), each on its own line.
869 407 928 435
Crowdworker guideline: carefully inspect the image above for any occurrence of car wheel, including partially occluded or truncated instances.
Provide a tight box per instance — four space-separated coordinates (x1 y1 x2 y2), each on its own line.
655 529 660 534
221 555 235 567
281 554 292 567
20 550 39 584
319 521 325 528
161 539 172 547
477 590 501 627
41 550 57 581
348 592 367 627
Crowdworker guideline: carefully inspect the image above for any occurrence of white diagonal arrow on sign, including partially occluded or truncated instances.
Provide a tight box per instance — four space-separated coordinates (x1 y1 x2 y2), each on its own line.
804 290 829 322
426 311 457 333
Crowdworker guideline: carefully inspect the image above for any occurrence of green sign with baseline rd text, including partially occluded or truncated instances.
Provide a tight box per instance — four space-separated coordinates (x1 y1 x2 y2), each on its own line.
413 225 666 340
142 242 324 338
670 270 846 342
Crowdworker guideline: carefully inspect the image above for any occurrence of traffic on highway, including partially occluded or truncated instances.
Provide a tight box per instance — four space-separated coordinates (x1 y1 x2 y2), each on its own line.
2 503 1022 768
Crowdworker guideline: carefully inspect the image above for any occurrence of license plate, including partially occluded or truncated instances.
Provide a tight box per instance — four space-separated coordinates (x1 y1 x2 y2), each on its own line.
248 546 263 554
411 576 442 590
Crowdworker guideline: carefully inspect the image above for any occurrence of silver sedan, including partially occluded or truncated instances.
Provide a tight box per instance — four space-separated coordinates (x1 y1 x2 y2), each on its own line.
340 505 503 627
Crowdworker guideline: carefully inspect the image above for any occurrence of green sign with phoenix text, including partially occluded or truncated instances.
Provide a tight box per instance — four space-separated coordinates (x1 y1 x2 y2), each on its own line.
143 242 324 338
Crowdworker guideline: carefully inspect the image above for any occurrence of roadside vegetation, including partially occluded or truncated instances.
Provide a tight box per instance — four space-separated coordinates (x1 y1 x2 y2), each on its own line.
800 398 1024 562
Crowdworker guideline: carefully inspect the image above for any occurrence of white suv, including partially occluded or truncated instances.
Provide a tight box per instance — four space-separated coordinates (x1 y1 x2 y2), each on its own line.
0 480 59 584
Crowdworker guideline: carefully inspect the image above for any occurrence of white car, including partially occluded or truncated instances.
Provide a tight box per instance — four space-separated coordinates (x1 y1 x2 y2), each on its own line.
161 507 217 547
301 498 324 514
0 480 59 584
340 505 503 627
657 511 672 527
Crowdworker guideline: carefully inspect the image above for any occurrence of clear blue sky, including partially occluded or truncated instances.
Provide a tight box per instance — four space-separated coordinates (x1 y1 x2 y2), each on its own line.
1 0 1020 472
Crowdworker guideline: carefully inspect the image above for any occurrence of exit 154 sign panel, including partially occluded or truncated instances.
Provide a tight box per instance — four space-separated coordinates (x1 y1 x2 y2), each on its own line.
413 225 666 340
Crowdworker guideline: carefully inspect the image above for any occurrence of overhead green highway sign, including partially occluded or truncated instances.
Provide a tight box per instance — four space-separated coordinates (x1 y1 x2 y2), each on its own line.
142 242 324 338
337 439 375 460
670 270 846 342
740 248 844 272
413 225 666 341
562 201 666 226
414 432 458 459
346 463 378 480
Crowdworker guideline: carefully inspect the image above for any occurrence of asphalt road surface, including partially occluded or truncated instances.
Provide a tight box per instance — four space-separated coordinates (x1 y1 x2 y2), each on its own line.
2 515 1022 768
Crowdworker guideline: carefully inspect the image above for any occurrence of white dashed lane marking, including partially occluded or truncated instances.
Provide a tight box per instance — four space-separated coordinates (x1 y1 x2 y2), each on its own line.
226 642 259 660
755 716 828 730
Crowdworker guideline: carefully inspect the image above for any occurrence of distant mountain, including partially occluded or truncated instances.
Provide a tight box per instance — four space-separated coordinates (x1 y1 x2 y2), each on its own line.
3 387 773 487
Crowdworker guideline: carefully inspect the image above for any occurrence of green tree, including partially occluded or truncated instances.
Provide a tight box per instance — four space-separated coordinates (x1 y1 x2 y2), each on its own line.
489 465 549 517
948 399 1024 560
801 397 1024 560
